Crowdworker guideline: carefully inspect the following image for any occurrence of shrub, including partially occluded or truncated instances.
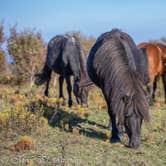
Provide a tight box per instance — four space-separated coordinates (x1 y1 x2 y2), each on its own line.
7 26 46 87
9 135 35 152
0 104 48 140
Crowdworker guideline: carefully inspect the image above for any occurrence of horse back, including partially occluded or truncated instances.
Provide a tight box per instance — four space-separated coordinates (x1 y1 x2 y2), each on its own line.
46 35 82 76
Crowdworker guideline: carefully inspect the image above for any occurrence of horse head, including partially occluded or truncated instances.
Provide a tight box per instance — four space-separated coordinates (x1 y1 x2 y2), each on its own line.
34 73 45 85
73 78 93 106
121 93 149 148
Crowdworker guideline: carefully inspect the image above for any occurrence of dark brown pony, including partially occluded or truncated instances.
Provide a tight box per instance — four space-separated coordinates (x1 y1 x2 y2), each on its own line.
137 42 166 103
87 29 149 148
35 35 92 107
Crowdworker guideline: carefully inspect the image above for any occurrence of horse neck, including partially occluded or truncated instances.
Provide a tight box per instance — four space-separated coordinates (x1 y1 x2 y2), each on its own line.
79 64 89 84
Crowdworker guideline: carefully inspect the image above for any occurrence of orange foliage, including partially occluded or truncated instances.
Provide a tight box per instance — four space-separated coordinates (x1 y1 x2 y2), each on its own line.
9 136 35 152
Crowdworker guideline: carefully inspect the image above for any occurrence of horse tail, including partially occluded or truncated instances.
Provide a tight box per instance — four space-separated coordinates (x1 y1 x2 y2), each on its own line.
114 33 136 71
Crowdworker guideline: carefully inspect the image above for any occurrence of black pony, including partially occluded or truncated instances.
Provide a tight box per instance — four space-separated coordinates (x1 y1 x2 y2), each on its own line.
87 29 149 148
35 34 91 107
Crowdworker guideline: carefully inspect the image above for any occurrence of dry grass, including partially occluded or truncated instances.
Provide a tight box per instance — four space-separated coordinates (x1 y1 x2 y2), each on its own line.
0 83 166 165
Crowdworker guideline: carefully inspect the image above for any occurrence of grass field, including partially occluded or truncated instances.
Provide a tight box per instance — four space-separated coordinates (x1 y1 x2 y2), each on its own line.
0 82 166 166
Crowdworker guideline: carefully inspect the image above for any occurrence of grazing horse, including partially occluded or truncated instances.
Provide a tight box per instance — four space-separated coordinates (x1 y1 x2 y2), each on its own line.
87 29 149 148
35 35 91 107
137 42 166 103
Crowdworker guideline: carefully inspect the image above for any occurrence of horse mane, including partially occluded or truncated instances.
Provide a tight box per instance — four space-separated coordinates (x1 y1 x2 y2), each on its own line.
97 29 149 123
74 37 87 73
110 29 137 71
69 36 90 82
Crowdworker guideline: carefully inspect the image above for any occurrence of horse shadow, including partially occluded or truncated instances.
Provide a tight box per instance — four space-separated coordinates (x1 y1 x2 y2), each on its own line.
44 107 109 141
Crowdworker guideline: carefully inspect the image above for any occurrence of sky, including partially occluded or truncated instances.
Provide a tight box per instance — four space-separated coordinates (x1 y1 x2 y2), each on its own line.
1 0 166 44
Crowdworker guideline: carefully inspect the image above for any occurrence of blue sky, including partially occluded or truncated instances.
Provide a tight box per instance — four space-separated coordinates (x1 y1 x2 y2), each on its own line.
1 0 166 44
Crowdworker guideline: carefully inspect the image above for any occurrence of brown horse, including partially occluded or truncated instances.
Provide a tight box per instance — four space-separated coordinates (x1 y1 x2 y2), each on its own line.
137 42 166 103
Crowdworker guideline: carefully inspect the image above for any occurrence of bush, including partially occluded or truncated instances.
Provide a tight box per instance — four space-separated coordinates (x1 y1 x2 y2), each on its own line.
9 135 35 152
0 74 14 84
0 22 6 73
7 26 46 86
0 102 48 140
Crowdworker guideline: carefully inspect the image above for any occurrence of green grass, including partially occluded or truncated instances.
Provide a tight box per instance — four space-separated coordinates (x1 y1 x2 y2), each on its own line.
0 84 166 166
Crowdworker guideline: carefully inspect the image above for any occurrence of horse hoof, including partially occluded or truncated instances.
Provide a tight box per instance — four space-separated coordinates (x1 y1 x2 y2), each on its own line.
110 137 122 143
68 101 73 107
44 91 49 97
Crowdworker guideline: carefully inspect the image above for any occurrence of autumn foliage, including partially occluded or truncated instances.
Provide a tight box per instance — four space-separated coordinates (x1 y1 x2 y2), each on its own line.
9 136 35 152
7 26 46 86
0 23 6 73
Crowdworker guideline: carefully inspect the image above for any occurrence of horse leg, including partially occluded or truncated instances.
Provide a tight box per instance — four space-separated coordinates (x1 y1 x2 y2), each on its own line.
108 107 122 143
59 75 65 99
147 77 155 105
44 70 52 96
65 76 73 107
162 73 166 103
44 80 50 96
110 115 122 143
147 84 154 105
152 78 157 102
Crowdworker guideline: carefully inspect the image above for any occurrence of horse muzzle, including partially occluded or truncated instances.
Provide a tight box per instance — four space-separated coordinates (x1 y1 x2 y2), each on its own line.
129 136 141 148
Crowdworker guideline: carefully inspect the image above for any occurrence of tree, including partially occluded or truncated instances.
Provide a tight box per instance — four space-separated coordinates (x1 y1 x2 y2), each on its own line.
0 22 5 44
7 26 46 87
0 49 6 73
0 22 6 73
